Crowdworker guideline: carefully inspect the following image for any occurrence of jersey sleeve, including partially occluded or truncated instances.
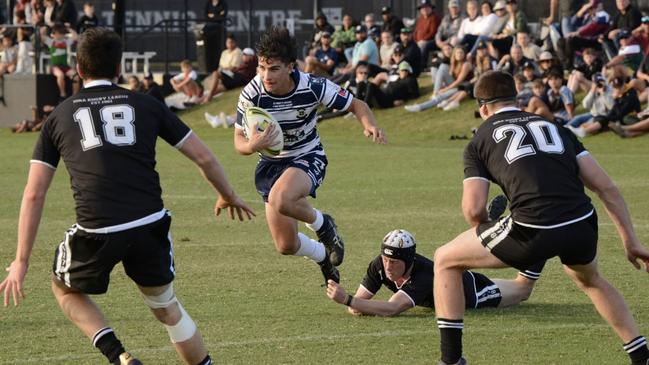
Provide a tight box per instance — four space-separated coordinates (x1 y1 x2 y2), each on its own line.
31 117 60 169
463 140 492 181
235 82 259 129
319 78 354 111
359 257 383 295
399 271 430 307
158 105 192 148
562 124 588 158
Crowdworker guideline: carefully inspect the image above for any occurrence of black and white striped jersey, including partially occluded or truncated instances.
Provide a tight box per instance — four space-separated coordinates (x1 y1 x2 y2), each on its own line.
464 107 594 227
31 80 191 230
235 69 353 159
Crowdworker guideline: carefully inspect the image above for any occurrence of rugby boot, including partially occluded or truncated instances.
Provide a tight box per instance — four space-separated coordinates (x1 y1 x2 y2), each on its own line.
487 194 508 221
118 352 143 365
435 358 467 365
318 257 340 285
316 214 345 266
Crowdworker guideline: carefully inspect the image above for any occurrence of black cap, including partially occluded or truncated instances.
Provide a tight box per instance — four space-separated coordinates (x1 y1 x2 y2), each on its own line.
417 0 434 9
144 73 154 80
523 61 535 69
400 27 413 34
618 28 631 39
394 44 403 53
548 68 563 79
476 41 487 49
612 76 627 88
355 24 367 33
381 6 392 14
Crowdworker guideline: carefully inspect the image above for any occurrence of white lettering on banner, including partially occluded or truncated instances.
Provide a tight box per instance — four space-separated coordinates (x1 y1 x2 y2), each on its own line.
100 10 198 32
228 10 303 32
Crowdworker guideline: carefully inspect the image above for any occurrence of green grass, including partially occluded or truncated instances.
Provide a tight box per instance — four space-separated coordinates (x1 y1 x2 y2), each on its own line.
1 82 649 365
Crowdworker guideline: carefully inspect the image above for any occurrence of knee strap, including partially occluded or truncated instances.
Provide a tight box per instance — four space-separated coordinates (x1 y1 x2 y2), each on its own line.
142 284 177 309
165 302 197 343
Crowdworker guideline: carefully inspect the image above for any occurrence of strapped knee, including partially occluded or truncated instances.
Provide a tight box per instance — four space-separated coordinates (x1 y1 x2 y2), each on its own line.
141 284 197 343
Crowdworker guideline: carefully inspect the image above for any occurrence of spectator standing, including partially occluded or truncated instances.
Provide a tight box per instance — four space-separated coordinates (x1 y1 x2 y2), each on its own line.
413 0 440 68
380 6 404 38
204 0 228 71
76 2 99 33
54 0 77 26
43 0 56 27
14 27 33 74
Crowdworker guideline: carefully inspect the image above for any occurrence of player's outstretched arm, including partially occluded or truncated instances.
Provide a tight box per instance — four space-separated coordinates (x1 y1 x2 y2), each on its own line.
179 133 255 221
233 123 279 155
326 280 412 316
578 154 649 271
0 163 55 307
346 98 387 144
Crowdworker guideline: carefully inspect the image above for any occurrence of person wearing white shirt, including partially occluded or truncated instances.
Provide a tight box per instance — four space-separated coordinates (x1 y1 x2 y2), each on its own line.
457 0 483 51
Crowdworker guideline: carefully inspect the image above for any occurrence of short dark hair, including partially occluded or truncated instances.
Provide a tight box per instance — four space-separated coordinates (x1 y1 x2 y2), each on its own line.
226 33 236 41
76 27 122 80
474 71 517 104
256 26 297 65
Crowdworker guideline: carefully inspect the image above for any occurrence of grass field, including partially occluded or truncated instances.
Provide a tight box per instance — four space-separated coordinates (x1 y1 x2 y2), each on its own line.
1 83 648 365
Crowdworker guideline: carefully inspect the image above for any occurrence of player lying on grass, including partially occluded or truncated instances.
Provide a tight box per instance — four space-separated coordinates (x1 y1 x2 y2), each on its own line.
233 26 387 285
326 228 543 316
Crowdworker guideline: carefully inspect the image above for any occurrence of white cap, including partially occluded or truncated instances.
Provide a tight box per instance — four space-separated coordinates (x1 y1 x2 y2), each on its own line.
243 47 255 56
494 0 507 10
382 229 416 248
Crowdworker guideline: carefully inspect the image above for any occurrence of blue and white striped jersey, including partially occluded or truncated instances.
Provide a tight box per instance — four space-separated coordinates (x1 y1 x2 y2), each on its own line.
236 69 353 159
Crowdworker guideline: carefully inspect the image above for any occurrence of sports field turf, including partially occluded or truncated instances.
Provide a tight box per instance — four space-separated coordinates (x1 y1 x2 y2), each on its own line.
1 84 648 364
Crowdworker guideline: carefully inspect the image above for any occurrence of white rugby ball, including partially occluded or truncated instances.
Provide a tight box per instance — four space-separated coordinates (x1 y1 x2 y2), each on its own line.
242 106 284 157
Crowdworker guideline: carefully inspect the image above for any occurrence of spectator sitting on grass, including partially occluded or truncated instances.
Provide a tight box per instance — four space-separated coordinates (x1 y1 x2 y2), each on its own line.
496 44 532 77
379 31 397 69
543 69 575 123
567 47 603 93
566 75 640 138
610 117 649 138
604 28 643 75
142 73 165 103
566 73 614 134
127 75 142 92
365 61 420 108
170 59 203 104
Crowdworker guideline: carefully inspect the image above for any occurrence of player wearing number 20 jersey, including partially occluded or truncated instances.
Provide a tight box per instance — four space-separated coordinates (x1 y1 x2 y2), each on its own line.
32 81 192 229
464 107 594 228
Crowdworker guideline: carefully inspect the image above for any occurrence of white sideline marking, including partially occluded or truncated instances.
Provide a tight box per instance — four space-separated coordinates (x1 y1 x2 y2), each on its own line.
3 323 613 363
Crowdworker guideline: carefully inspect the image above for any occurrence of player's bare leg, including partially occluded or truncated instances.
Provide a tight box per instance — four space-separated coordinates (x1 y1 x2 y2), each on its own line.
564 261 640 342
52 278 139 364
139 284 212 365
266 168 340 283
433 228 508 364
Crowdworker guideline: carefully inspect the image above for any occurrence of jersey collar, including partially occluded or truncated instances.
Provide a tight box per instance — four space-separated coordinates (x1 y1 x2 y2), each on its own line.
495 106 521 114
84 80 113 88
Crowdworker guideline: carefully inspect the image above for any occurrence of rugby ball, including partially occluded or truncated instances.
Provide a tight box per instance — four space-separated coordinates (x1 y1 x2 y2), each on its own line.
242 106 284 157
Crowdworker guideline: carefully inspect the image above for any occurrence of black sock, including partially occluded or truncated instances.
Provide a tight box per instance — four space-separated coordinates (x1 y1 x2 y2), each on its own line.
92 327 125 364
624 336 649 365
196 354 213 365
438 318 463 364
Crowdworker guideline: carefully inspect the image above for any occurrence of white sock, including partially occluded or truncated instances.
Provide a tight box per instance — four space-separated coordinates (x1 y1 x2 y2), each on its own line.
295 233 326 262
305 209 324 232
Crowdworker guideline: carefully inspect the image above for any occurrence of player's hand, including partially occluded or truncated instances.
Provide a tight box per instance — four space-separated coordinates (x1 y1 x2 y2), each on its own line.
326 279 348 304
0 260 28 307
248 122 280 152
624 243 649 272
364 126 387 144
215 194 256 221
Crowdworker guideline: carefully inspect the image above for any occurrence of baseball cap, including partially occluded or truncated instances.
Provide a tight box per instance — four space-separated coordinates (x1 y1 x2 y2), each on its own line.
642 16 649 24
320 30 331 37
355 24 367 33
381 6 392 14
144 73 154 80
242 47 255 56
493 0 507 10
400 26 413 34
398 61 413 74
476 41 487 49
523 60 535 69
417 0 434 9
612 76 627 88
618 28 632 39
393 44 403 53
592 72 605 84
448 0 460 8
506 0 517 4
539 51 554 61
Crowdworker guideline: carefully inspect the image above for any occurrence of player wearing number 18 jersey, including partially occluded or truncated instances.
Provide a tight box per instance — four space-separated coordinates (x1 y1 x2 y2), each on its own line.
432 71 649 365
0 28 254 365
